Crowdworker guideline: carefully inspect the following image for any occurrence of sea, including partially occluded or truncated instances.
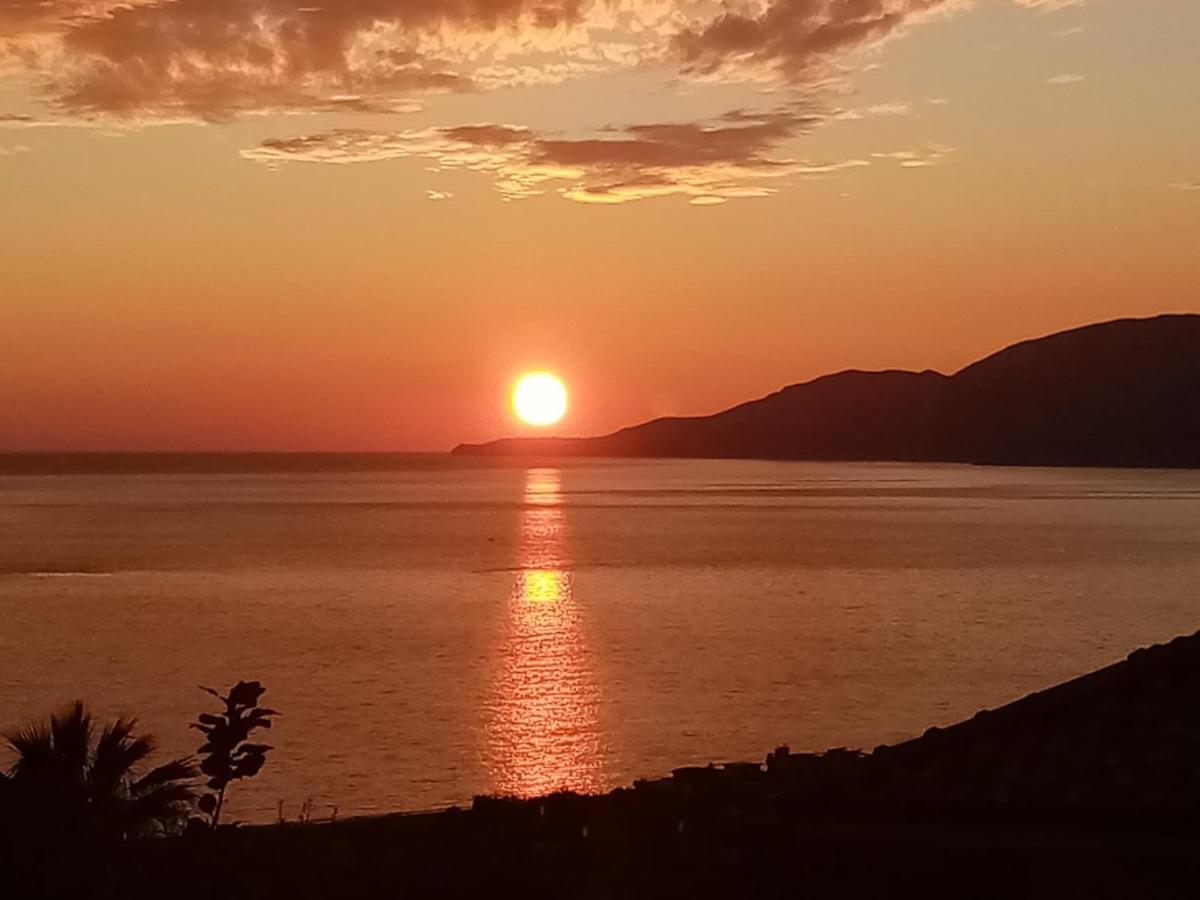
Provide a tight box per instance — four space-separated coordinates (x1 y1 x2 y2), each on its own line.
2 457 1199 823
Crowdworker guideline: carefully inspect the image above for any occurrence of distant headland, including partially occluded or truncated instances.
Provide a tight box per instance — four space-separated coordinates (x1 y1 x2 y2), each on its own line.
454 314 1200 468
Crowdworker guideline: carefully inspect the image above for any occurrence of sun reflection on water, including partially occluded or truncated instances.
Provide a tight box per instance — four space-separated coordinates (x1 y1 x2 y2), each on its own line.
485 468 607 798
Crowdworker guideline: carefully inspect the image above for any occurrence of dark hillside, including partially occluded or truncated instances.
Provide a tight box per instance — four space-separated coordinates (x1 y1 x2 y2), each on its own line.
455 315 1200 467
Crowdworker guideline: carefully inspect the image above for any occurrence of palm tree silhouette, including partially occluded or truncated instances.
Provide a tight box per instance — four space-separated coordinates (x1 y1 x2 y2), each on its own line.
3 701 197 840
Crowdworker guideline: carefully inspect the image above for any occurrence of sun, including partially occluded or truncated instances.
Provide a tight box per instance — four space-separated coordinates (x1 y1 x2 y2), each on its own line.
512 371 568 427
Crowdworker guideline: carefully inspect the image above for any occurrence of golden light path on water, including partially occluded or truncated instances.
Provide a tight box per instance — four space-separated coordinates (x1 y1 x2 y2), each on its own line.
485 468 608 797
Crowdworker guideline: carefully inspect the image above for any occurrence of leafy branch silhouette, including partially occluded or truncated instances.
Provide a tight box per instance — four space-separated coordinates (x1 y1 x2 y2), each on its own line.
190 681 279 828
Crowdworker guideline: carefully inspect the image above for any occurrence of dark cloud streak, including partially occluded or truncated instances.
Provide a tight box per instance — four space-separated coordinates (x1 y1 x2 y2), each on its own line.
673 0 954 81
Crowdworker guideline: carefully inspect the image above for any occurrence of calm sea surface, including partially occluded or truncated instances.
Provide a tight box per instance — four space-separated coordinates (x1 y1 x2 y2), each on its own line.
2 458 1200 822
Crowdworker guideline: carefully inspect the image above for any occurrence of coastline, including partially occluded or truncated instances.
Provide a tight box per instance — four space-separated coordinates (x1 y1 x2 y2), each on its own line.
107 628 1200 898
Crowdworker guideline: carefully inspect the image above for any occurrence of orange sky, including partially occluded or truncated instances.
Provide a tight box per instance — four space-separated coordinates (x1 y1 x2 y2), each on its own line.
1 0 1198 450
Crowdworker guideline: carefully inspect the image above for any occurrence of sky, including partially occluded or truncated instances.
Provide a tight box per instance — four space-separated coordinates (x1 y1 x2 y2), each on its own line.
1 0 1198 451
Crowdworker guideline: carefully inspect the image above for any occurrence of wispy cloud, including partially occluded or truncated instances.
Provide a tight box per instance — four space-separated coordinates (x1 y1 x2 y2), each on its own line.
0 111 89 128
1046 73 1085 85
1012 0 1087 10
836 101 915 121
671 0 958 85
871 143 955 168
242 107 871 205
1170 182 1200 193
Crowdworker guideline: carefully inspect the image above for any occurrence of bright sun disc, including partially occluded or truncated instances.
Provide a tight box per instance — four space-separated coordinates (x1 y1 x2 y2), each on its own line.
512 372 568 426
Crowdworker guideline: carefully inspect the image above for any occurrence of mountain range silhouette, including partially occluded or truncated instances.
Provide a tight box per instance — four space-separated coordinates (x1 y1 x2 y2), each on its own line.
454 314 1200 467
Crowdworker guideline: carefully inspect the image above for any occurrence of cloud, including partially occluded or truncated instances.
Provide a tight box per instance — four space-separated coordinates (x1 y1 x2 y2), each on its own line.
0 143 31 156
671 0 959 83
38 0 484 119
1 0 600 119
0 111 88 128
242 107 871 204
871 143 954 168
1170 182 1200 193
1012 0 1085 9
1 0 1095 121
835 101 914 120
0 0 1089 204
1045 73 1084 85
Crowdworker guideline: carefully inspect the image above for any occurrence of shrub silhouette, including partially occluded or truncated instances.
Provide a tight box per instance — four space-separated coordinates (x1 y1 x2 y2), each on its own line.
191 681 278 828
1 701 196 840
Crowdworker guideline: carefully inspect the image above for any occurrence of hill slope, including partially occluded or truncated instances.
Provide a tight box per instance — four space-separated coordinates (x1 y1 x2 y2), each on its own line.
454 314 1200 467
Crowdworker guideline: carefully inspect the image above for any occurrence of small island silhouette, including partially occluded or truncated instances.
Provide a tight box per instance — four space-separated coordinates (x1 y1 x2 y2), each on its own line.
455 314 1200 468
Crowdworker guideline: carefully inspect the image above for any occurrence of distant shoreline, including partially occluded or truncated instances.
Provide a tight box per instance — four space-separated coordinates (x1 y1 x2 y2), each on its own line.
3 452 1200 476
0 452 486 475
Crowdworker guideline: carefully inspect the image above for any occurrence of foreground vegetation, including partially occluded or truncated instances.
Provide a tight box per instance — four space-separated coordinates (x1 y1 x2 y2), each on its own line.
0 680 277 891
5 633 1200 897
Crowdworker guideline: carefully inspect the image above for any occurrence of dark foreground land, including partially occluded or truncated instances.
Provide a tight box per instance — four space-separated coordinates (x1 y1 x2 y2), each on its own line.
8 629 1200 898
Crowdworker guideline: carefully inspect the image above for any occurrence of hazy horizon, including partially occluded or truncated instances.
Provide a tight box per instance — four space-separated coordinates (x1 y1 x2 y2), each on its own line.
4 310 1198 454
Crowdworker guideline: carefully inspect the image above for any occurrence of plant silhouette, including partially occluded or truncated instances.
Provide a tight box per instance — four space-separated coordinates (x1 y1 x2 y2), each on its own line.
2 701 196 840
191 681 278 828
